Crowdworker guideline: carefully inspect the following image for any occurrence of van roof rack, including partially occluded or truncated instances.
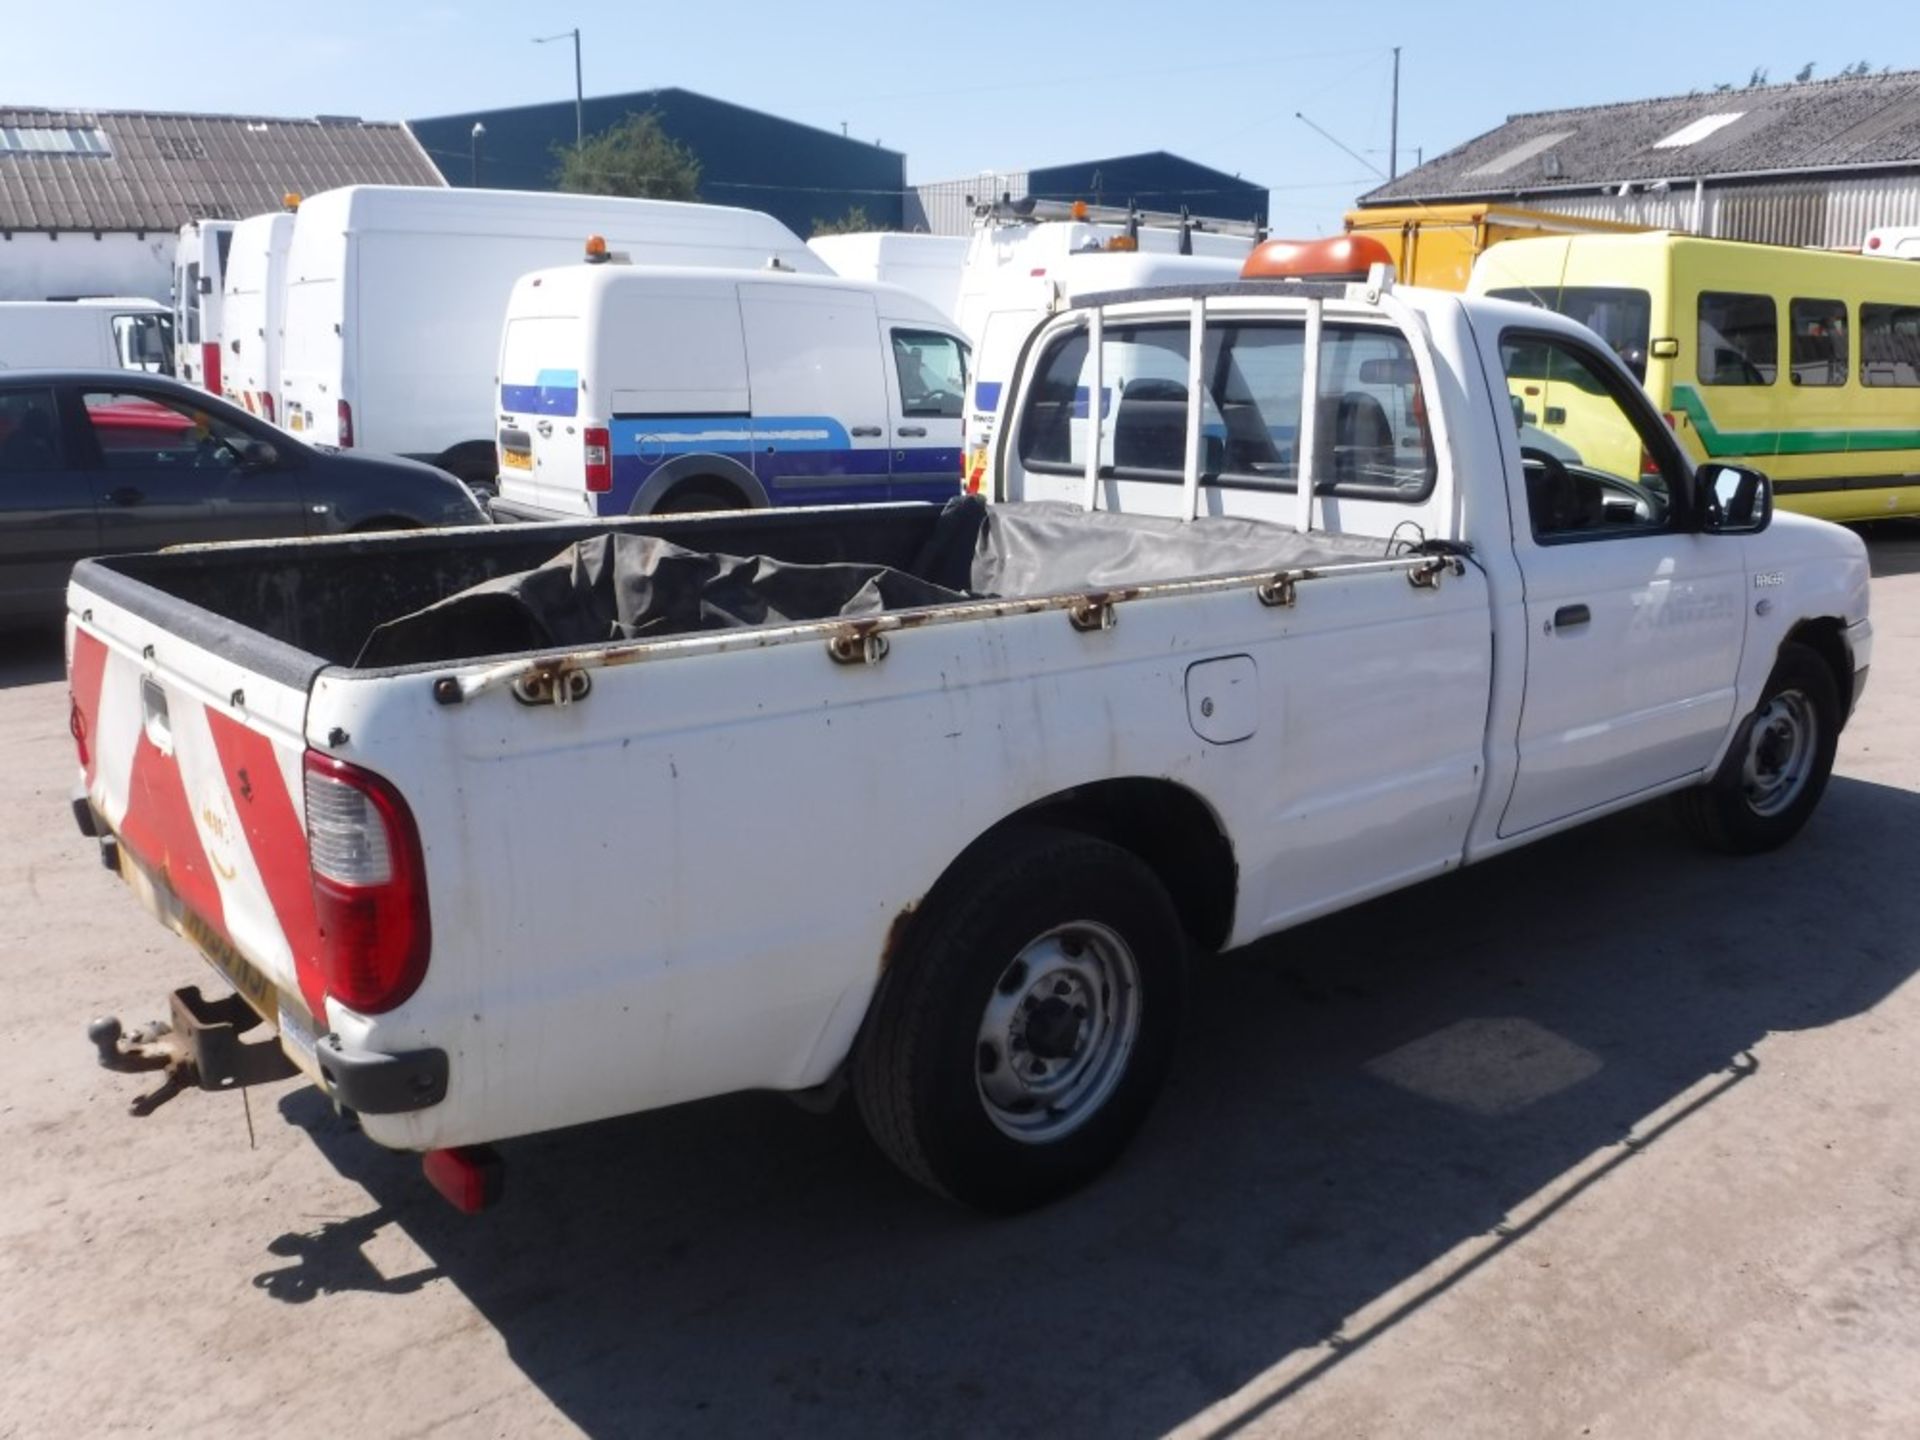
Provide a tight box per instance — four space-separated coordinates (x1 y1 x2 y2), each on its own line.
968 194 1267 242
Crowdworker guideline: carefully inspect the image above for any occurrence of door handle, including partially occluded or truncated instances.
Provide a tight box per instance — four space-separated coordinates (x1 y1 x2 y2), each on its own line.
850 425 883 438
896 425 927 438
1552 603 1591 630
108 486 144 507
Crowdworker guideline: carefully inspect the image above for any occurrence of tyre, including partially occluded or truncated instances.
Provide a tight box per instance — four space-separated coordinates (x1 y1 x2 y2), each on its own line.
853 825 1187 1213
1675 642 1840 854
655 481 744 515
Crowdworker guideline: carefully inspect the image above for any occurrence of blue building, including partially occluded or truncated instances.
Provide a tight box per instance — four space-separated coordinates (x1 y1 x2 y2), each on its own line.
409 88 905 237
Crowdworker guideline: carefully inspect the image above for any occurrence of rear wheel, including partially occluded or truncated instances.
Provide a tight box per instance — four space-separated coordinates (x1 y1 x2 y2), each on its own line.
853 825 1186 1212
654 480 747 515
1675 642 1839 854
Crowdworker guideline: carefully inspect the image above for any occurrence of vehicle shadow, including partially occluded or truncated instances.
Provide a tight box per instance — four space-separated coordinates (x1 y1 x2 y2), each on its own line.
1863 519 1920 579
274 776 1920 1439
0 623 64 690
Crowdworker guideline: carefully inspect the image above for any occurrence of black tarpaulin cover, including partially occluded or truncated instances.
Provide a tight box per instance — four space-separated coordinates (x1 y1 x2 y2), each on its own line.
354 497 1389 668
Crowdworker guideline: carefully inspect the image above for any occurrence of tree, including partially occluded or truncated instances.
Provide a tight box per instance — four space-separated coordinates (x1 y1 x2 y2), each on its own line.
811 205 878 237
1747 66 1769 88
1794 62 1815 83
554 112 701 201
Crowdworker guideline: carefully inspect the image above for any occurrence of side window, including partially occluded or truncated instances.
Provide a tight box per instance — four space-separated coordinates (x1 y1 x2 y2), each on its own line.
1016 323 1187 474
112 313 175 375
1698 291 1777 385
1500 332 1679 542
1860 303 1920 387
1788 299 1848 387
0 388 63 473
80 390 250 469
890 329 968 418
183 264 201 345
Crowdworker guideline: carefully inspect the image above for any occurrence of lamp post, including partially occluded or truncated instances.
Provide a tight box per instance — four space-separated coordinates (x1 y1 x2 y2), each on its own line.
469 121 486 185
534 28 584 149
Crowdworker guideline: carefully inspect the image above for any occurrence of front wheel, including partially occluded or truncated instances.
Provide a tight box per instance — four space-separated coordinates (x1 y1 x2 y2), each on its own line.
1675 642 1840 854
853 825 1187 1212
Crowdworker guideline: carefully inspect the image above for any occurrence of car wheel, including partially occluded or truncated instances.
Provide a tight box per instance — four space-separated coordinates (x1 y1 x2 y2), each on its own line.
853 824 1186 1212
1675 642 1840 854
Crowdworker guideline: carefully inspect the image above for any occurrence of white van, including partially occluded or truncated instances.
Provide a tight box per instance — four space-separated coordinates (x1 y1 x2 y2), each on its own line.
279 186 832 489
0 298 175 373
221 209 295 422
171 219 234 393
1863 225 1920 259
959 250 1246 491
808 232 969 320
489 257 970 521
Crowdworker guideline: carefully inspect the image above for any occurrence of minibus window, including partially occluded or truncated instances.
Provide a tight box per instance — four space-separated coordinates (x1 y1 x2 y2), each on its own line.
1698 292 1778 385
1789 300 1848 386
1860 303 1920 387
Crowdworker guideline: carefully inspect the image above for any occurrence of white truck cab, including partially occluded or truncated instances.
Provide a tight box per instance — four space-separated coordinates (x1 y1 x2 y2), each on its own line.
1863 225 1920 258
489 249 971 520
220 206 297 423
171 219 234 393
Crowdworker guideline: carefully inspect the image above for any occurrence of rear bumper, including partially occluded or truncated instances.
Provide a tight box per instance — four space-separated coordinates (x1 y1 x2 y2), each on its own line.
316 1033 449 1115
486 496 571 524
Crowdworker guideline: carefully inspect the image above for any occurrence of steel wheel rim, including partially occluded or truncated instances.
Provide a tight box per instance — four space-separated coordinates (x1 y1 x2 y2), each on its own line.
1741 689 1817 818
974 921 1142 1145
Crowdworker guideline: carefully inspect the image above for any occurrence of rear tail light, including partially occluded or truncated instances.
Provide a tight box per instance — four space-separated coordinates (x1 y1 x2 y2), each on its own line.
583 425 612 493
337 399 354 448
304 751 429 1013
261 392 276 423
202 343 222 395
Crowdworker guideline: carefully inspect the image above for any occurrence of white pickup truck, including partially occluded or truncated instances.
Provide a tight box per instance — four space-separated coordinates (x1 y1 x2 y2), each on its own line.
65 238 1872 1214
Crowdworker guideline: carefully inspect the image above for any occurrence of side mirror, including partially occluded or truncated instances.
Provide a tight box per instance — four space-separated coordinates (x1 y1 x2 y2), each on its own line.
1697 461 1772 535
238 438 280 471
1509 393 1526 433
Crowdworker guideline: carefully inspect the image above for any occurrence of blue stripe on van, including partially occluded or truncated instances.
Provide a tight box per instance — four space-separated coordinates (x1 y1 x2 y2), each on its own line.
499 367 580 417
596 414 958 515
974 380 1003 412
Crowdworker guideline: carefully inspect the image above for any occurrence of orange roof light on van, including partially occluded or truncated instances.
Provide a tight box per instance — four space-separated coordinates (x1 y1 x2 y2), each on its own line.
283 192 301 211
1241 234 1395 282
1071 200 1089 221
584 233 609 262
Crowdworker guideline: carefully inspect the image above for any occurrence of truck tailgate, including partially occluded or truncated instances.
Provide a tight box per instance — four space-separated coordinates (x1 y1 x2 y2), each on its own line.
68 587 330 1053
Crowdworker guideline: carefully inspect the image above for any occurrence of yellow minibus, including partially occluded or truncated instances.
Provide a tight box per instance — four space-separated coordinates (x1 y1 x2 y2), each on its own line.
1467 231 1920 523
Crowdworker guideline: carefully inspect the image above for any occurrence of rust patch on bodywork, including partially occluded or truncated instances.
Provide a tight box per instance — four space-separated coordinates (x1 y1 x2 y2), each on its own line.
880 902 920 972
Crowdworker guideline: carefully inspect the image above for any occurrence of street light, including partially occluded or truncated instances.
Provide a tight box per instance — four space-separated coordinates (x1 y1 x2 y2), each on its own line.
470 121 486 185
533 28 584 149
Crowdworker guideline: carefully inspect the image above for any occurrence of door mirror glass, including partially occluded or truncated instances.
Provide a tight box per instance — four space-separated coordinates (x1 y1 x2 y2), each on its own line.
238 438 280 471
1697 462 1772 534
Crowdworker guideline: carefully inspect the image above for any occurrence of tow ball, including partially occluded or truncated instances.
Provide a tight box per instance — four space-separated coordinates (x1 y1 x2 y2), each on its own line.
88 986 297 1115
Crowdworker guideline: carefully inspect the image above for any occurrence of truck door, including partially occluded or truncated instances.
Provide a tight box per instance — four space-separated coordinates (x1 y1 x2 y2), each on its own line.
1494 328 1744 836
0 384 96 615
738 284 890 506
883 327 968 502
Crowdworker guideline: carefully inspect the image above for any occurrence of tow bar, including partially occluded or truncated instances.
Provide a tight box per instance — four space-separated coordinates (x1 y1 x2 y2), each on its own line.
88 985 297 1115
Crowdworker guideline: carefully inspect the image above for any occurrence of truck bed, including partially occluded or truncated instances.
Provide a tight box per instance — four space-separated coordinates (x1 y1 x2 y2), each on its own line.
72 498 1395 682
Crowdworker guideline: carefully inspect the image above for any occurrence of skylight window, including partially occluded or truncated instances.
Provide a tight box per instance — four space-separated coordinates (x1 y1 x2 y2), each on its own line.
0 126 112 156
1652 113 1745 149
1464 131 1575 178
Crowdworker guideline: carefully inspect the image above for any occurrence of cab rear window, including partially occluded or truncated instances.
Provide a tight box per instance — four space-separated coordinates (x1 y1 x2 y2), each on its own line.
499 316 584 417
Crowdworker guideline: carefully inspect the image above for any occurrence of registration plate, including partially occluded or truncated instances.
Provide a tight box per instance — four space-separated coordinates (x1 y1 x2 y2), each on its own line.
501 448 533 470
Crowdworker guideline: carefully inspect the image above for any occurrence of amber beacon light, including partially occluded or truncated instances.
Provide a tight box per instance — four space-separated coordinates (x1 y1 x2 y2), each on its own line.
1241 234 1395 281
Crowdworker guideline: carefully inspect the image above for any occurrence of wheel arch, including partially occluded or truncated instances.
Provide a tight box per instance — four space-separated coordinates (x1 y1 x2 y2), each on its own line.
1782 616 1853 723
628 454 769 515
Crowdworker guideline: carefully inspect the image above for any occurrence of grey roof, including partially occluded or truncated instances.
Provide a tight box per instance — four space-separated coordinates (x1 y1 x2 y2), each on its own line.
0 107 444 232
1361 69 1920 205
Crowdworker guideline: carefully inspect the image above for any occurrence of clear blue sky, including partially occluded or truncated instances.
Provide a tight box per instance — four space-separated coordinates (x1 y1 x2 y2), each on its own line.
9 1 1910 232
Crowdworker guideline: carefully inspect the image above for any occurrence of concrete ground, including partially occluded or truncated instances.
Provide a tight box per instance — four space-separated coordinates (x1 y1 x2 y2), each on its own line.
3 525 1918 1439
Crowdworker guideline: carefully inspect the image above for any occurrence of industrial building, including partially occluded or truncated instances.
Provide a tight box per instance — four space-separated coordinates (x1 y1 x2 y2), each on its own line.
1356 68 1920 250
910 151 1269 235
0 107 441 301
409 88 907 238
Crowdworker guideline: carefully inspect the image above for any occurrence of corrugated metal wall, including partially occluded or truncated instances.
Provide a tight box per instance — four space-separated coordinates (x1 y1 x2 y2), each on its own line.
908 172 1027 235
1506 171 1920 248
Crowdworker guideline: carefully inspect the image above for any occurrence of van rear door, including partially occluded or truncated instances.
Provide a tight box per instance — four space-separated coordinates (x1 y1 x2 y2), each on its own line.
496 314 589 517
738 284 890 506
